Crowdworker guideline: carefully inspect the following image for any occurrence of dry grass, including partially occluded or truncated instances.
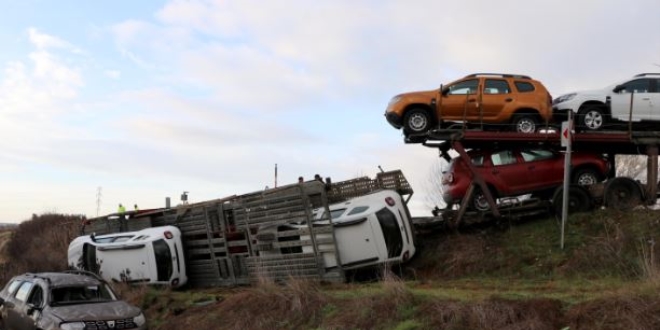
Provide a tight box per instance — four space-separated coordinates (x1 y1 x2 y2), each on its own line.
565 295 660 330
419 297 563 330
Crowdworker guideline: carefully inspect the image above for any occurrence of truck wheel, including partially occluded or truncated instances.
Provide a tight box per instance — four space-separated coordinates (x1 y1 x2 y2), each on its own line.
403 108 433 134
512 114 537 133
578 105 606 131
573 168 600 186
604 177 643 211
552 185 592 215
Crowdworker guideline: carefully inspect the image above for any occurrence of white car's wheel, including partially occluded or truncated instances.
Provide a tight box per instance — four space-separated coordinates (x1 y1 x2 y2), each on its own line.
579 106 606 130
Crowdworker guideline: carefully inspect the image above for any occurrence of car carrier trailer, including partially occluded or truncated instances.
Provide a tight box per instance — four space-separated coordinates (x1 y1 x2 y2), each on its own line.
407 126 660 228
79 170 415 288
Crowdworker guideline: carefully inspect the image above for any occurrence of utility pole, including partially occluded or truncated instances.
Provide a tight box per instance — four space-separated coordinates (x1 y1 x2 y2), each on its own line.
95 186 102 217
274 163 278 188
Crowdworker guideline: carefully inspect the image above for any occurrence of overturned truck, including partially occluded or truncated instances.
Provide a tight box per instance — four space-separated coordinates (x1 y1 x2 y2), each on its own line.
78 170 416 287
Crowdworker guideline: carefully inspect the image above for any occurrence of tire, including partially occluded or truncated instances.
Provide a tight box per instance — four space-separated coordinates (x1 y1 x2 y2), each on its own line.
552 185 592 215
403 108 434 134
604 177 643 211
572 168 601 186
512 114 537 133
578 105 606 131
471 187 496 211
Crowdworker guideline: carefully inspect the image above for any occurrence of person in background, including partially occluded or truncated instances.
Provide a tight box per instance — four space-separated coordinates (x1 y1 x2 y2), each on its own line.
118 203 126 215
298 176 304 183
314 174 323 182
134 204 139 212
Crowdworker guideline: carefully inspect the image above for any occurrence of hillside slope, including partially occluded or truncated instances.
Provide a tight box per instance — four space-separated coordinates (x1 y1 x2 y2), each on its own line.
3 210 660 329
139 209 660 329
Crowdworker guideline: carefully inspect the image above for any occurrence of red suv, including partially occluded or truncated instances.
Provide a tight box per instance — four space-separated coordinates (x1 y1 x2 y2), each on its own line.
441 148 610 210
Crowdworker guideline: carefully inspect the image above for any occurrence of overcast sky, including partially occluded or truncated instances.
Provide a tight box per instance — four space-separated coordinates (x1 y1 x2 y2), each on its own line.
1 0 659 222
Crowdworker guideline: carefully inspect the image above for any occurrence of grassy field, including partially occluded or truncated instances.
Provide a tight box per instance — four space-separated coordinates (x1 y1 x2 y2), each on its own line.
130 208 660 329
4 210 660 329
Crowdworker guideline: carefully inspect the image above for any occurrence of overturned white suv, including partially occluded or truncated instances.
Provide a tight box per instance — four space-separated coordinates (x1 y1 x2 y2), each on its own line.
552 73 660 130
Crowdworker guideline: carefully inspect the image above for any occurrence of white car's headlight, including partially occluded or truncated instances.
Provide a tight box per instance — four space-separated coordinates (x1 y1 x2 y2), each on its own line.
134 312 147 326
553 93 576 105
60 322 85 330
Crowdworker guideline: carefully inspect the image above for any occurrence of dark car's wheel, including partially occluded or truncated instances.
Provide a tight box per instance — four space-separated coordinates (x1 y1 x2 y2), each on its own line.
512 114 537 133
403 108 434 134
578 105 606 131
573 168 601 186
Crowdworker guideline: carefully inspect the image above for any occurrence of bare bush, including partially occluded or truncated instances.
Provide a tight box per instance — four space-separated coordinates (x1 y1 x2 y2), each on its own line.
0 213 80 284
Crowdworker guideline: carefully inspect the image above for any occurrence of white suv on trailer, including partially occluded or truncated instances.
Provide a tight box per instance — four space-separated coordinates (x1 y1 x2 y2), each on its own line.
552 73 660 130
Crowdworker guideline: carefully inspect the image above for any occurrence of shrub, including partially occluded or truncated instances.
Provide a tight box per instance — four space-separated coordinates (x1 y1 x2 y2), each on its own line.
0 213 80 284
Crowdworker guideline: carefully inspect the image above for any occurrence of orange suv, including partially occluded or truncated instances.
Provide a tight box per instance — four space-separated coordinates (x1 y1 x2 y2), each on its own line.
384 73 553 135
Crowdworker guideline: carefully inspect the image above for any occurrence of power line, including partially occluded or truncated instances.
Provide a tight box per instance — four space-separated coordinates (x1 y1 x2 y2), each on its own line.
96 187 102 217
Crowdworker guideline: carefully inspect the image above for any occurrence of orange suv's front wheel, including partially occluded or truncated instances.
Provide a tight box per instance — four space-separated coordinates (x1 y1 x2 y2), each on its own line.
403 108 435 134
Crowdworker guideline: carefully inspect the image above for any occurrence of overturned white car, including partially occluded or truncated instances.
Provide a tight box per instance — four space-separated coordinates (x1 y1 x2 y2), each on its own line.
257 190 417 270
68 225 187 287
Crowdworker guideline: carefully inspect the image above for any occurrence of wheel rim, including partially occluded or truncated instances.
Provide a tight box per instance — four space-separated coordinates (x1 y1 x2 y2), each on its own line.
577 173 597 186
516 117 536 133
408 113 428 132
474 193 490 211
584 111 603 130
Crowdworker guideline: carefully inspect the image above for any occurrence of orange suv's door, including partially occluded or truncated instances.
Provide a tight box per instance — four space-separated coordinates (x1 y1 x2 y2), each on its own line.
438 79 479 121
480 78 513 123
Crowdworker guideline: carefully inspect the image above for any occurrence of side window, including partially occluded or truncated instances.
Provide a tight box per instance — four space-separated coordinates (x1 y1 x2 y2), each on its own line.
446 79 479 95
514 81 535 93
471 155 485 166
616 79 651 94
14 282 33 302
521 149 554 162
27 285 44 307
6 280 22 296
491 150 517 166
483 79 510 94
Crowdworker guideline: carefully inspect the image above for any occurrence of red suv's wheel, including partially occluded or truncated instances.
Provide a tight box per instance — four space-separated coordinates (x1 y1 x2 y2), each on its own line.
471 187 496 211
573 168 600 186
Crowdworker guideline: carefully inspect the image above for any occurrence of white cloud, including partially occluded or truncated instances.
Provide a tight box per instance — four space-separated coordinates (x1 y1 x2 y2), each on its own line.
27 27 71 50
104 70 121 79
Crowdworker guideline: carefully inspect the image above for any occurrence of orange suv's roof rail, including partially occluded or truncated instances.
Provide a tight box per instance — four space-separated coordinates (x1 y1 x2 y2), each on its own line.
464 73 532 79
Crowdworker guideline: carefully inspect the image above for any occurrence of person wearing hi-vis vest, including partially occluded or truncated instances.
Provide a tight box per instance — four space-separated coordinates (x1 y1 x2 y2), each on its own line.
118 203 126 218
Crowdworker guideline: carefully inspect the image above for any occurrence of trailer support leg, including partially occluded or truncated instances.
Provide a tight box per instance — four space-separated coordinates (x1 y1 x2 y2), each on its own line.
452 141 501 218
647 145 658 204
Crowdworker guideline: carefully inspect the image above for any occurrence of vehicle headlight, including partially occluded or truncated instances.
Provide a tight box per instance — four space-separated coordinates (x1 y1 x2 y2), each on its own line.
553 93 576 105
134 312 147 326
60 322 85 330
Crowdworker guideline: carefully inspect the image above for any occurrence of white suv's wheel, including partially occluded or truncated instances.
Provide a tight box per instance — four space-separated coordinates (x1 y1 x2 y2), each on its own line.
579 106 605 130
